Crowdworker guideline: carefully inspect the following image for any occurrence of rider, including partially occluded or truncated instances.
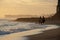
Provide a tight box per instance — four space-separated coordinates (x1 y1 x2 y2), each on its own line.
39 16 45 24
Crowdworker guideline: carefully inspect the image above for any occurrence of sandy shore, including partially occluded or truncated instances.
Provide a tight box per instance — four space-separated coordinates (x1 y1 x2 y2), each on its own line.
28 28 60 40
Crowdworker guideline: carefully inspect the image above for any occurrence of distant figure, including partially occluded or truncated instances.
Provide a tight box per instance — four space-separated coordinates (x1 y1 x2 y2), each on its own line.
39 16 42 24
42 16 45 24
39 16 45 24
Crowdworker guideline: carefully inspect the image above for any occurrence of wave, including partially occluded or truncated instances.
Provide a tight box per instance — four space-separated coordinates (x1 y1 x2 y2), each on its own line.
0 19 59 38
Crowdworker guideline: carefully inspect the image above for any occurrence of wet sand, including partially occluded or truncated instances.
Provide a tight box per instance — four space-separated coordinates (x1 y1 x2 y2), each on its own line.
28 28 60 40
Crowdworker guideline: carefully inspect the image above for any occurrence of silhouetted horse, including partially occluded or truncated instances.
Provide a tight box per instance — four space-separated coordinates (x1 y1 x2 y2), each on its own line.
39 16 45 24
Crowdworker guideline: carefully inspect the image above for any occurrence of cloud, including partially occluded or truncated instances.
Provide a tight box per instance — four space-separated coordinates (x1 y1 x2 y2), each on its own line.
0 0 58 5
0 0 58 18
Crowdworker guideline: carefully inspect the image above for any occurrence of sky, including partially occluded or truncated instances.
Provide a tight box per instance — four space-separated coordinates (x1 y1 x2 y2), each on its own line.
0 0 58 19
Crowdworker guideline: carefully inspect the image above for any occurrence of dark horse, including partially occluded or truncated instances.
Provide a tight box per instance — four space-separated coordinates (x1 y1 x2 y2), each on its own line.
39 16 45 24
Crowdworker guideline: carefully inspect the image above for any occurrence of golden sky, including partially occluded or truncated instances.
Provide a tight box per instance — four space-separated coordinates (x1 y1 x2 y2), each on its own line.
0 0 58 18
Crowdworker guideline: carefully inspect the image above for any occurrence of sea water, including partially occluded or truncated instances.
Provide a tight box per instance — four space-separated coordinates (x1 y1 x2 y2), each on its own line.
0 19 59 40
0 19 59 35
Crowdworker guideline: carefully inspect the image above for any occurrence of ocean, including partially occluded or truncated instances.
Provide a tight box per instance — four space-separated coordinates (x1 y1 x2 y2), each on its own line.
0 19 59 35
0 19 59 40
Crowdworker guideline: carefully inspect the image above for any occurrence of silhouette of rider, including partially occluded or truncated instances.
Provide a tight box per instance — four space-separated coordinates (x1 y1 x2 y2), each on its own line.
39 16 45 24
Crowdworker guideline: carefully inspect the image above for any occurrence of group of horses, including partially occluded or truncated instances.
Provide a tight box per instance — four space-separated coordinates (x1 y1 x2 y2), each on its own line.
39 16 45 24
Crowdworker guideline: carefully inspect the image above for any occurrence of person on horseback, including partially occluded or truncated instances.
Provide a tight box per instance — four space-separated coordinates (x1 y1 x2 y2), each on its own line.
39 16 45 24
